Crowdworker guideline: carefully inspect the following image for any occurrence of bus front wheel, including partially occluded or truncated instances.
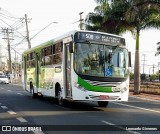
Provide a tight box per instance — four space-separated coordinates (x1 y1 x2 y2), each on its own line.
98 101 109 107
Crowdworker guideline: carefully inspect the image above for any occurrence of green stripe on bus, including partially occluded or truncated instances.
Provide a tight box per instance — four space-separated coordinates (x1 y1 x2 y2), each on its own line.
78 77 112 92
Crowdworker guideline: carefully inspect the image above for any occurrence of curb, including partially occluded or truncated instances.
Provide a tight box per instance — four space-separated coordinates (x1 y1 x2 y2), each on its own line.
129 95 160 103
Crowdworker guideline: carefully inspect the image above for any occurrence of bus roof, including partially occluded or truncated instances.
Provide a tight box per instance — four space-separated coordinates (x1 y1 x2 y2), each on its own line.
22 30 124 55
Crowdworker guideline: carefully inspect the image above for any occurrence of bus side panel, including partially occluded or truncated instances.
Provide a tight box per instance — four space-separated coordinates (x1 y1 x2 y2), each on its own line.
26 67 36 91
40 66 55 96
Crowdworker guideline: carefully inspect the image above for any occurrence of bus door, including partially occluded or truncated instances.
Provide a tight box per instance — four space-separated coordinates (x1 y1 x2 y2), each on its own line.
65 44 72 98
35 53 39 90
23 57 27 90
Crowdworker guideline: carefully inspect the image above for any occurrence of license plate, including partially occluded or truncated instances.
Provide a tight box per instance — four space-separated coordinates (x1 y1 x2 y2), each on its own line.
99 95 109 100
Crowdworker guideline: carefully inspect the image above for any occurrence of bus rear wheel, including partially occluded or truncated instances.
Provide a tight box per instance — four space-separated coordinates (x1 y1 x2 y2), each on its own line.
30 83 36 99
98 101 109 107
58 90 64 105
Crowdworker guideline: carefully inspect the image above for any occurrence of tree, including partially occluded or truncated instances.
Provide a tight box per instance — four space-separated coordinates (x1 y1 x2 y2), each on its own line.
85 0 131 34
85 0 160 94
125 0 160 94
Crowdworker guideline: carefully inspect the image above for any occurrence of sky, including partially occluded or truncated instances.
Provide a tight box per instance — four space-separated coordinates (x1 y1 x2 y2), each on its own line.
0 0 160 74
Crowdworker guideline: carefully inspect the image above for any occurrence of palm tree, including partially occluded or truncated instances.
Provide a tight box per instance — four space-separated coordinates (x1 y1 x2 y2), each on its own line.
85 0 131 34
125 0 160 94
85 0 160 94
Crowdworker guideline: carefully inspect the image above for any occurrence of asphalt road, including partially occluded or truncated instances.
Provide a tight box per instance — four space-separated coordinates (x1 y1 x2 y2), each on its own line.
0 84 160 134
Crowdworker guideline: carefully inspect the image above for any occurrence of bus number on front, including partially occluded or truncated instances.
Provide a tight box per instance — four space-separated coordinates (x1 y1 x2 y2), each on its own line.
86 34 94 40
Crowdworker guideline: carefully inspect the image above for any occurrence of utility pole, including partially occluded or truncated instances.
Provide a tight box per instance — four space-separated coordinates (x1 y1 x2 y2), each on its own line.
153 64 155 74
2 28 14 74
25 14 31 48
79 12 83 30
142 54 147 74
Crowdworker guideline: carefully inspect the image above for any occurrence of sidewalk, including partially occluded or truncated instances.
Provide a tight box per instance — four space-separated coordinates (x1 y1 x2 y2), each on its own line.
10 77 22 86
129 92 160 101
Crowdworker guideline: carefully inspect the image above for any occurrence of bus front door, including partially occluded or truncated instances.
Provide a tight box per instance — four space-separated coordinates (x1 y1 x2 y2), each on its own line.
23 57 27 90
35 53 39 90
65 44 72 98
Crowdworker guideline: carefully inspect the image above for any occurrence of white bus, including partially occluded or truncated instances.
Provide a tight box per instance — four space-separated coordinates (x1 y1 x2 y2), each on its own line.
22 30 131 107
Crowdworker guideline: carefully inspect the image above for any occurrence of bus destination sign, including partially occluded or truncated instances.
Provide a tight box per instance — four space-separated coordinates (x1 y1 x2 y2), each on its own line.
76 32 125 45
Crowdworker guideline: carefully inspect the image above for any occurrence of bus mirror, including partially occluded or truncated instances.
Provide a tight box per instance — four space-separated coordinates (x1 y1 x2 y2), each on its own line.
128 51 131 67
55 66 62 73
69 41 74 53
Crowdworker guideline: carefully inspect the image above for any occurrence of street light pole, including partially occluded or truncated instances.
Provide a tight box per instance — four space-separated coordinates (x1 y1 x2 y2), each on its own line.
30 21 58 41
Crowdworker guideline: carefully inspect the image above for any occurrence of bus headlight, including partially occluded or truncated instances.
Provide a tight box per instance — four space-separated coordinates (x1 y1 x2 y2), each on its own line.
74 82 87 91
112 87 120 92
74 82 80 88
121 87 127 93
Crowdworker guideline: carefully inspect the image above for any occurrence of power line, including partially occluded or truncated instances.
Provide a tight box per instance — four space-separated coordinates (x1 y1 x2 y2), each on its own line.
0 18 26 38
0 7 20 19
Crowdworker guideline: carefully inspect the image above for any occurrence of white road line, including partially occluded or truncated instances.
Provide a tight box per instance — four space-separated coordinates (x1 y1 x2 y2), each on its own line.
33 131 44 134
7 111 16 115
1 106 8 109
0 103 2 105
16 117 28 122
0 87 4 89
17 93 23 95
7 90 11 92
111 102 160 114
102 120 141 134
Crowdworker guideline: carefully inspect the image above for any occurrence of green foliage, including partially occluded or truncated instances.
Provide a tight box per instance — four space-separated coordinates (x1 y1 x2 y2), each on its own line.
130 72 134 80
141 73 147 81
85 0 160 34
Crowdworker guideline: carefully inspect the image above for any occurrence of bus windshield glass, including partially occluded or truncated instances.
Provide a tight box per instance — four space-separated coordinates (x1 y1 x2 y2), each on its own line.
74 43 129 78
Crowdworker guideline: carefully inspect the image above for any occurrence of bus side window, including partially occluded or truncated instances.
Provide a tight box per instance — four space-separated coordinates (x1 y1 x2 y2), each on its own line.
44 46 52 66
52 42 63 65
41 49 45 66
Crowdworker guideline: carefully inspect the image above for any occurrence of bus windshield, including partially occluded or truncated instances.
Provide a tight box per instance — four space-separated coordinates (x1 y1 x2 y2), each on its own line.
74 42 129 78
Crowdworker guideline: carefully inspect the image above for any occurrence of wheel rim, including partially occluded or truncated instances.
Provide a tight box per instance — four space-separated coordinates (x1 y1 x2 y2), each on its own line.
31 88 35 98
58 91 63 105
31 89 34 96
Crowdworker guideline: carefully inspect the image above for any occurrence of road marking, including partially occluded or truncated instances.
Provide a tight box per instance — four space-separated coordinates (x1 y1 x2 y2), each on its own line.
7 90 11 92
112 102 160 114
0 87 4 89
1 106 8 109
0 103 2 105
7 111 16 115
17 93 23 95
102 120 141 134
33 131 44 134
16 117 28 122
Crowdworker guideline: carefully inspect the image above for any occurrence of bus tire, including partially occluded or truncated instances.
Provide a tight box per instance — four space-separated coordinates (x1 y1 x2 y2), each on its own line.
58 90 64 105
98 101 109 107
30 83 36 99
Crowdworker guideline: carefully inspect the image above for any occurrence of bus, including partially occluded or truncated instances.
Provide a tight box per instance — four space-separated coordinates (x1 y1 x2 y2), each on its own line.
22 30 131 107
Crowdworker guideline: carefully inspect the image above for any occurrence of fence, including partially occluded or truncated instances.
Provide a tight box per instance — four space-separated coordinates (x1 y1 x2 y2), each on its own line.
130 81 160 95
